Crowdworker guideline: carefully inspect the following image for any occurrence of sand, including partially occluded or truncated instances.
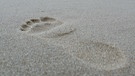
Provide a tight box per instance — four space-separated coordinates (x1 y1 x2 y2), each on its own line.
0 0 135 76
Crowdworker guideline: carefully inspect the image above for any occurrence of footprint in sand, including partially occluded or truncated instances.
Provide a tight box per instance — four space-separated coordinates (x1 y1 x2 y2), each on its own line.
20 17 76 38
70 40 128 71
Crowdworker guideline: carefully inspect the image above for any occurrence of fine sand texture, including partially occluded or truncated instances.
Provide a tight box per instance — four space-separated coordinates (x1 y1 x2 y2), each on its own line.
0 0 135 76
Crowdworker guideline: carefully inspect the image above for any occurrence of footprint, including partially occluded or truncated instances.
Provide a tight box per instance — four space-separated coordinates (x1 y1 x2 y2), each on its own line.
20 17 75 38
20 17 62 33
70 40 128 71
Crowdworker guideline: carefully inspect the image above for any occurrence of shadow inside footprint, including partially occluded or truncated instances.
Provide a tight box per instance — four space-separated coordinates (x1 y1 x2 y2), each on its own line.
30 19 40 23
26 21 33 25
20 24 29 31
40 17 56 22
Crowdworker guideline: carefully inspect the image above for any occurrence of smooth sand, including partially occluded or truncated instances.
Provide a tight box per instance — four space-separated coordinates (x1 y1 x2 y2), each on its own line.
0 0 135 76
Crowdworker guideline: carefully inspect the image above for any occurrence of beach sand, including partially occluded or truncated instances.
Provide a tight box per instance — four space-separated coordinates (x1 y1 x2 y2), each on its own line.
0 0 135 76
